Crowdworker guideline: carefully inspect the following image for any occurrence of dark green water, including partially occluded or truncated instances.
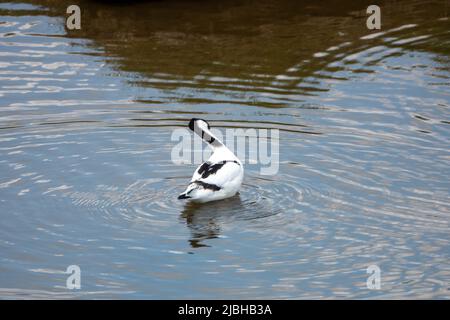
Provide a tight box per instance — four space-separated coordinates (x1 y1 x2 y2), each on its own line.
0 0 449 298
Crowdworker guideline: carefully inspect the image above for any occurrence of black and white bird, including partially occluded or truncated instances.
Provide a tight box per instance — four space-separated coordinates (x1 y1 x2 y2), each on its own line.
178 118 244 203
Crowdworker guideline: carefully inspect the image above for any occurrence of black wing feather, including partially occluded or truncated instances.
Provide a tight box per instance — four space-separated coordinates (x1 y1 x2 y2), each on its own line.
197 160 238 179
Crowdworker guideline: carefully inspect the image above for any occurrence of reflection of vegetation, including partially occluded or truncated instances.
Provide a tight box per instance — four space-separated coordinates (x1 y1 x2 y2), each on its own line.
6 0 449 104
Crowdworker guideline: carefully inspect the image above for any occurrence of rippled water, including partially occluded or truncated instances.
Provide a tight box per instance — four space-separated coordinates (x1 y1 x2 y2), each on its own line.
0 0 449 299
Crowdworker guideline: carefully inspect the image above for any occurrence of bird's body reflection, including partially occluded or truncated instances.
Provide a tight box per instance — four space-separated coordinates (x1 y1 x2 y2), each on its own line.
180 194 244 248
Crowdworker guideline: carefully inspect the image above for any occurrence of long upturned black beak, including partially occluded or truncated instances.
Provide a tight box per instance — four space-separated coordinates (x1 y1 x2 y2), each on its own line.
178 194 190 200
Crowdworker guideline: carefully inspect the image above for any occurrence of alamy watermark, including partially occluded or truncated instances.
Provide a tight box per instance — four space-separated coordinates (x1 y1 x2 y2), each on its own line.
366 264 381 290
66 5 81 30
66 265 81 289
171 128 279 175
366 5 381 30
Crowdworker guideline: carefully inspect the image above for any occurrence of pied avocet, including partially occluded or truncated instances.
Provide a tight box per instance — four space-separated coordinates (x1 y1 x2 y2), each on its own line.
178 118 244 203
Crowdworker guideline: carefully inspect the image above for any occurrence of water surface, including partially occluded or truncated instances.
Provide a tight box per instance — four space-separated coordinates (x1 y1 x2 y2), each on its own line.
0 0 449 299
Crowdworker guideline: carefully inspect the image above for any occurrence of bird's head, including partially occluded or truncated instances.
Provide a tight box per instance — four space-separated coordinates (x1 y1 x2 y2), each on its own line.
189 118 211 132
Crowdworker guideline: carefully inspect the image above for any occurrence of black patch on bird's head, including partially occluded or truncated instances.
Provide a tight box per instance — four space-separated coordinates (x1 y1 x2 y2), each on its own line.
189 118 210 132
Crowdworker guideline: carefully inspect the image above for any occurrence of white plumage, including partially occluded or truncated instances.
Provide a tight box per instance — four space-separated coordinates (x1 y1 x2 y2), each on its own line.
178 118 244 203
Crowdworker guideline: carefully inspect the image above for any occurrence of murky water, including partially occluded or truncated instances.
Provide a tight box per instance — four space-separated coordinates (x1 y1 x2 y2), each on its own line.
0 0 449 299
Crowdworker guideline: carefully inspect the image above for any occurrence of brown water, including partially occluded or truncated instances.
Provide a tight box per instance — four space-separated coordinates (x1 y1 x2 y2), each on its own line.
0 0 449 299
